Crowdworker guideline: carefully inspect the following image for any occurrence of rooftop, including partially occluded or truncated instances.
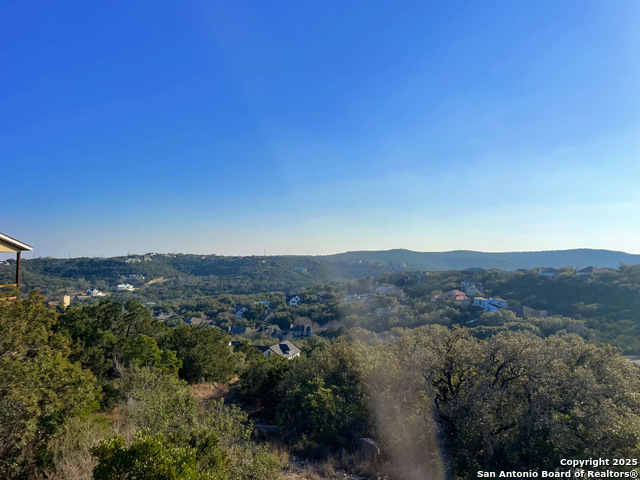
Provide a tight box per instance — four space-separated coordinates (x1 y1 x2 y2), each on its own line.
0 232 33 253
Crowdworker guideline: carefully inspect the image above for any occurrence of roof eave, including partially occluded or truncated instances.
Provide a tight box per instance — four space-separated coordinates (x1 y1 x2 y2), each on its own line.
0 232 33 252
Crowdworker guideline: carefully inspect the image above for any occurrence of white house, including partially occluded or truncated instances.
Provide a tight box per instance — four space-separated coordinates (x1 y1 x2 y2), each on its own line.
86 288 105 297
116 283 135 292
473 297 508 312
289 295 300 306
235 306 249 319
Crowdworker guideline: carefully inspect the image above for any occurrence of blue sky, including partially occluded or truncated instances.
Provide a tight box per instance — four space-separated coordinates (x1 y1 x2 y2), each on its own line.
1 0 639 257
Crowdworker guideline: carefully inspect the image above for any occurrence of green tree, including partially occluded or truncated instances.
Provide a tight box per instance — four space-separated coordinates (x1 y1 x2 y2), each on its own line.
92 431 226 480
272 342 369 451
237 354 292 419
119 367 198 437
393 326 640 477
122 334 181 375
170 324 239 383
0 293 100 479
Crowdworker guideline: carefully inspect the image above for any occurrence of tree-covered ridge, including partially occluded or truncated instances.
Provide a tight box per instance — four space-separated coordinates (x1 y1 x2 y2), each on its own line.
326 248 640 270
0 253 404 296
5 248 639 299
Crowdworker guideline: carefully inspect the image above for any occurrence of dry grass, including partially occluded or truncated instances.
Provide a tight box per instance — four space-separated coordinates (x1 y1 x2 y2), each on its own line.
44 415 114 480
276 449 378 480
189 382 230 408
279 472 324 480
144 277 168 285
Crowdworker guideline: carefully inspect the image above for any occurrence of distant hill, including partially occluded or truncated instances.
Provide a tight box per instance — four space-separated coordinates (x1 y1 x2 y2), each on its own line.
323 248 640 271
4 249 639 298
0 253 406 296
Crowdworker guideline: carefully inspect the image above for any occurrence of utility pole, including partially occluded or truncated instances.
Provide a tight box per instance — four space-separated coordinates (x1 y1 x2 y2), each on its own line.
15 251 21 298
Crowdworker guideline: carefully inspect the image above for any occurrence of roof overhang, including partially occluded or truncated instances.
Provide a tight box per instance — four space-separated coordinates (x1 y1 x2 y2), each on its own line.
0 232 33 253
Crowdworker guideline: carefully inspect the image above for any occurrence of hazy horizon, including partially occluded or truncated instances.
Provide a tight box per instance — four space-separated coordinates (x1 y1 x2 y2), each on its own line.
2 245 640 261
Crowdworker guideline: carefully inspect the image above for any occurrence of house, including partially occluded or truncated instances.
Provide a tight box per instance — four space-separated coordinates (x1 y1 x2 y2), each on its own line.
235 306 249 319
257 340 301 359
61 295 71 308
289 296 300 306
124 258 141 264
231 325 257 336
0 231 33 298
116 283 135 292
375 283 396 294
463 284 483 296
86 288 105 297
578 266 618 276
461 279 484 296
358 294 373 303
473 297 508 312
258 324 282 337
433 289 468 302
188 317 207 327
538 267 560 277
253 301 271 307
289 324 313 338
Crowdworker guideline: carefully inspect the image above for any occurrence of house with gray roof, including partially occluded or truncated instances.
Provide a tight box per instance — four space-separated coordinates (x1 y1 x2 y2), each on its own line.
258 324 282 337
257 340 301 359
578 266 618 276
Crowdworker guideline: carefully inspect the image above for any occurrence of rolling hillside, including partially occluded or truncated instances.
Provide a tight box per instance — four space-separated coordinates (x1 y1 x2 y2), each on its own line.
323 248 640 271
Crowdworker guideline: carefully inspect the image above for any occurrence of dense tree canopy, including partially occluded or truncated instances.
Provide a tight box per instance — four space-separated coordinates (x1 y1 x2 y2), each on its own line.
0 293 99 479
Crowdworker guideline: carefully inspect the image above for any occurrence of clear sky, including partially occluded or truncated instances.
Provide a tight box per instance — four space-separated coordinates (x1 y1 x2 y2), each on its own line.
1 1 639 258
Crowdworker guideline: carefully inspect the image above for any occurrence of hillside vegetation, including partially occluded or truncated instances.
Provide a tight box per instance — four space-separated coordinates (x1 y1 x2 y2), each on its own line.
2 256 640 479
